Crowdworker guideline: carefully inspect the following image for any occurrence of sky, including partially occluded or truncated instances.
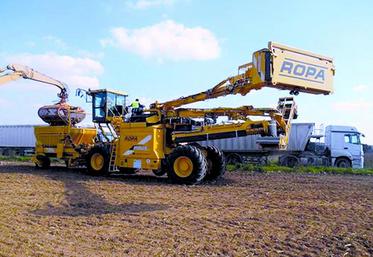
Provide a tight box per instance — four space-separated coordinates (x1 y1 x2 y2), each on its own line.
0 0 372 143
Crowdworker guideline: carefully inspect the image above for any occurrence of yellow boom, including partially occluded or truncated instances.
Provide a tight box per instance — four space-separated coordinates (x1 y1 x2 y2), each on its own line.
153 42 334 111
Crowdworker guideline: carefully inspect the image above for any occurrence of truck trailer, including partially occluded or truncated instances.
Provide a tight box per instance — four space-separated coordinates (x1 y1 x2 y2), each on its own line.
0 125 36 156
198 123 364 168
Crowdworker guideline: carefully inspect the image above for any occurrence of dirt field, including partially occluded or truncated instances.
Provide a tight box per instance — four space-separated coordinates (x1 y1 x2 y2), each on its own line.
0 163 372 257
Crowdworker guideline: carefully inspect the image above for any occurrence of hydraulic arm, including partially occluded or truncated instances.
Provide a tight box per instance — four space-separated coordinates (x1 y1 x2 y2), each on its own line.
0 64 86 125
153 42 334 111
0 64 68 102
146 42 334 149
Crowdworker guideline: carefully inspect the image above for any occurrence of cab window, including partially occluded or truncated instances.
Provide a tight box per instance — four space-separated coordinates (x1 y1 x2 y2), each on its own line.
344 134 361 145
93 92 106 121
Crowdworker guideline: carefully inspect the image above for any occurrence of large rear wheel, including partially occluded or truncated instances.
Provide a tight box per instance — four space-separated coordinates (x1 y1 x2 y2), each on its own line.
86 146 109 175
167 145 207 185
204 146 226 181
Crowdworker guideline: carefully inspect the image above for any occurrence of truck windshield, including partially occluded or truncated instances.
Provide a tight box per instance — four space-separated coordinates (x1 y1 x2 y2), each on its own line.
344 134 361 145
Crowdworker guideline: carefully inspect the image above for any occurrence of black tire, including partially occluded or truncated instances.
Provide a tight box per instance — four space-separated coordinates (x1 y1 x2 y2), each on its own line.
226 153 243 165
35 155 51 169
64 159 71 168
280 155 299 168
167 145 207 185
299 152 317 166
86 146 109 175
152 159 168 176
204 146 226 181
335 158 351 168
119 167 137 175
153 169 167 176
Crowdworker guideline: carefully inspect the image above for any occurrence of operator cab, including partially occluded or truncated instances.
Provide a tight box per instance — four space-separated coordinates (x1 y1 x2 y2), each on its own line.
89 89 128 123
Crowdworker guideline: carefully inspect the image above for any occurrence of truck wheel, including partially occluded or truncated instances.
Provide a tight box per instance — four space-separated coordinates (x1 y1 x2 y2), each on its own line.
35 155 51 169
226 153 243 165
167 145 207 185
280 155 299 167
204 146 226 181
86 146 109 175
335 158 351 168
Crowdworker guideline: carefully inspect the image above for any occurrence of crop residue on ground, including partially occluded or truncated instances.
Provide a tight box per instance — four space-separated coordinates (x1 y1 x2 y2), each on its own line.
0 163 372 256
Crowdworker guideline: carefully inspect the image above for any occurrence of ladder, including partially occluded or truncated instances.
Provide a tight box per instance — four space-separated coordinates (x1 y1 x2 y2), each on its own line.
277 97 297 122
277 97 298 149
96 123 120 172
109 142 119 172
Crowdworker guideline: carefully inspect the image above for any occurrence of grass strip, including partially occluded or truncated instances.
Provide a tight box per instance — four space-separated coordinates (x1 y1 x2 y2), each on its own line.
227 163 373 175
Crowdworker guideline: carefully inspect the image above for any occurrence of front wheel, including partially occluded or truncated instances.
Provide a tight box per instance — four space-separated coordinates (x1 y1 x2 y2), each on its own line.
35 155 51 169
335 158 351 168
86 146 109 175
167 145 207 185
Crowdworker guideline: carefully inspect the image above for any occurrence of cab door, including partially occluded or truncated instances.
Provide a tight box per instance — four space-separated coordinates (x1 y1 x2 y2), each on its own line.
343 133 364 168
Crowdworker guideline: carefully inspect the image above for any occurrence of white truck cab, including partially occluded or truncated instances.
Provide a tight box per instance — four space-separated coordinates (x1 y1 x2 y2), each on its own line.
325 125 364 168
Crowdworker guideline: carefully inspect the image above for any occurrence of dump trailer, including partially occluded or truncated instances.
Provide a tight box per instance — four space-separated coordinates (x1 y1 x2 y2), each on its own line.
0 64 96 167
76 41 334 184
202 123 364 169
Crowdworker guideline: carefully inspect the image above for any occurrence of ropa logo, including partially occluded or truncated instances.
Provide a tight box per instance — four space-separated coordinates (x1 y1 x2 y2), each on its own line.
124 136 138 142
280 59 325 82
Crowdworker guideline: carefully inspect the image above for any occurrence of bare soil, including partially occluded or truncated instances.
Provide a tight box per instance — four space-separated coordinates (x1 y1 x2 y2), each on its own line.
0 162 372 256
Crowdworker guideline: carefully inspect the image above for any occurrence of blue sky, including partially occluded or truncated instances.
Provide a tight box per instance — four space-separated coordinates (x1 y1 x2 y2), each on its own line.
1 0 372 143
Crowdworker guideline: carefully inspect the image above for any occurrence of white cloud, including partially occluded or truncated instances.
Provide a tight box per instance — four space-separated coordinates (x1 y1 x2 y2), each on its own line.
101 20 220 61
352 84 369 93
332 99 373 111
127 0 175 9
5 53 104 89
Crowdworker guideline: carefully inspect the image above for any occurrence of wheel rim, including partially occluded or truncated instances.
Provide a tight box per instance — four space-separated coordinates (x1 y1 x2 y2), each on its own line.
173 156 193 178
91 153 104 170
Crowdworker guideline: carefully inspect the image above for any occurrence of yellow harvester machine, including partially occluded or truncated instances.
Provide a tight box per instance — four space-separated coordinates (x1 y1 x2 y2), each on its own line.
0 42 335 184
79 42 335 184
